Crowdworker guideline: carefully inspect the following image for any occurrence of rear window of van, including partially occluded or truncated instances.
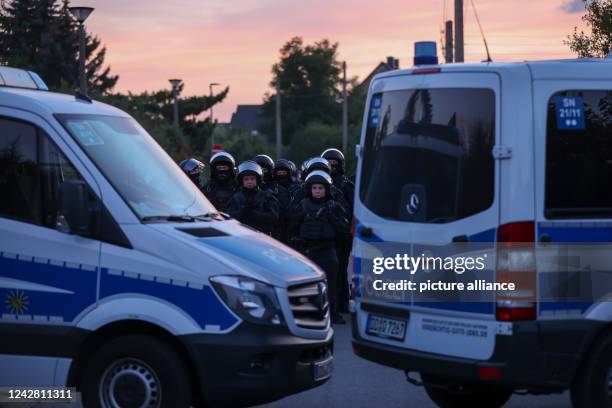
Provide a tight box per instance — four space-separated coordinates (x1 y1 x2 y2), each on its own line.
545 90 612 218
359 88 495 223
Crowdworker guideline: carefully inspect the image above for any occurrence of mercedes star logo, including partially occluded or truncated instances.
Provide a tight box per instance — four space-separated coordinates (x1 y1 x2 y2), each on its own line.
406 193 420 215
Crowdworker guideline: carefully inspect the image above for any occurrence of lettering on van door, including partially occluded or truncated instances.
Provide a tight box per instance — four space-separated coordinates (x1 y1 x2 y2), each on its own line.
421 317 488 338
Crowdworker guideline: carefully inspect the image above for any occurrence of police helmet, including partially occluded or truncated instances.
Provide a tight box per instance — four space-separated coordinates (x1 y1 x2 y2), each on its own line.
274 158 293 180
237 160 263 185
253 154 275 171
210 151 236 179
179 158 204 185
304 170 333 196
305 157 331 176
321 148 345 174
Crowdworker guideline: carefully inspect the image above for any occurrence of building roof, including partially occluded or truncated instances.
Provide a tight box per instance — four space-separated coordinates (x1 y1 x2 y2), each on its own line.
359 56 400 90
230 104 265 130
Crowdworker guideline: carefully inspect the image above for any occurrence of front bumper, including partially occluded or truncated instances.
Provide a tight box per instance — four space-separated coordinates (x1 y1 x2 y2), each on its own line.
351 307 605 393
181 323 333 407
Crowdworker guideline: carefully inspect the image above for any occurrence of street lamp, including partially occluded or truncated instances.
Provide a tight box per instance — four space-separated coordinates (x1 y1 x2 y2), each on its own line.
209 82 220 146
69 6 94 96
169 79 182 128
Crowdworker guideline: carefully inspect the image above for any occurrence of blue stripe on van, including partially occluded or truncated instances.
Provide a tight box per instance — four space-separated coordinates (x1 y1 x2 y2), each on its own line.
537 223 612 243
539 301 593 313
99 269 238 331
0 255 97 321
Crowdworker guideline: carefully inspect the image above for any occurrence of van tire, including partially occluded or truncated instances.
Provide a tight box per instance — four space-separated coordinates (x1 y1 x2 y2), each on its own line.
81 334 192 408
422 374 511 408
570 330 612 408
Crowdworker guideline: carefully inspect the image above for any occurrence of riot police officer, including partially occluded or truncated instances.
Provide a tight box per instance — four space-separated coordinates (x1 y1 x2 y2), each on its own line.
290 158 350 214
322 148 355 208
252 154 275 190
226 161 279 235
273 159 300 194
202 152 237 211
179 158 205 188
290 170 348 324
322 149 355 313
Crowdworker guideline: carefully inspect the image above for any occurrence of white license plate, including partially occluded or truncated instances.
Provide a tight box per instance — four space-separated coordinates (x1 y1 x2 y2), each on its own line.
366 314 407 341
313 356 333 381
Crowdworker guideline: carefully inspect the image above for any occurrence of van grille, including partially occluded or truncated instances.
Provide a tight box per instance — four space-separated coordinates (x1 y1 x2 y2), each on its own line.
287 281 329 330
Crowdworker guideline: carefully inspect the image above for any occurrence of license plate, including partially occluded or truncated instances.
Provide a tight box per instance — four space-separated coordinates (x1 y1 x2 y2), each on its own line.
366 314 407 341
313 356 333 381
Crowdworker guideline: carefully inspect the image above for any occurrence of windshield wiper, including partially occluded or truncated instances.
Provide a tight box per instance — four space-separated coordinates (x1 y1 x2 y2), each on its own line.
193 212 231 221
142 215 198 223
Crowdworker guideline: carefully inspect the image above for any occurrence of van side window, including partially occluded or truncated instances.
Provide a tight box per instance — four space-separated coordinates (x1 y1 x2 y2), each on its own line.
545 91 612 218
0 117 82 228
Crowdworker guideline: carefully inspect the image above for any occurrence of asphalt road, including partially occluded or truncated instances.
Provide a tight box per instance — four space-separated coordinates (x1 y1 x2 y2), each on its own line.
259 316 571 408
6 316 571 408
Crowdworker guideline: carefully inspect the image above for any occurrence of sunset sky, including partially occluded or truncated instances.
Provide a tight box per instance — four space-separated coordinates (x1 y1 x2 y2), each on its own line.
84 0 588 122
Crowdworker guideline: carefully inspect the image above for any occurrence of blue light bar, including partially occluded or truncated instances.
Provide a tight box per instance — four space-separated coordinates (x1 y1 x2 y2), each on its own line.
414 41 438 66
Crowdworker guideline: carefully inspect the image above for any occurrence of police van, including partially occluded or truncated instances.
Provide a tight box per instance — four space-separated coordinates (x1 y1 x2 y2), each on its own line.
350 56 612 407
0 67 333 407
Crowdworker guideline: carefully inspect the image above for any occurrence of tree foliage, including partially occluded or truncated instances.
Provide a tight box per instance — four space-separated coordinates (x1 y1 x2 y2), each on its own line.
566 0 612 57
0 0 118 93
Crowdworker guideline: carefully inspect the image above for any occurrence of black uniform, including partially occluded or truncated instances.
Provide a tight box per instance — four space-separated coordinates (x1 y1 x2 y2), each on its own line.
290 171 348 323
202 152 237 211
322 149 355 313
226 187 279 235
226 160 279 235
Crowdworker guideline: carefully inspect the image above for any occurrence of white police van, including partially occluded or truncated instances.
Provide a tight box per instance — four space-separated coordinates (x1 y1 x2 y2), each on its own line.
350 56 612 407
0 67 333 407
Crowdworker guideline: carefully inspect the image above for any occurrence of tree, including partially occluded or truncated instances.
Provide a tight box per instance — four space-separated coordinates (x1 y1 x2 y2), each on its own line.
260 37 343 144
0 0 118 94
566 0 612 57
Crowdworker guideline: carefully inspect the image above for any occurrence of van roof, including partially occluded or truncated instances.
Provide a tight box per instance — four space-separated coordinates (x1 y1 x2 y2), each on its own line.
374 58 612 82
0 87 127 117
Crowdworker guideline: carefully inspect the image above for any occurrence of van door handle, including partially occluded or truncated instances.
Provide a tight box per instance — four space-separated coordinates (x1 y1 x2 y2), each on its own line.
540 234 551 243
360 227 373 238
452 234 469 243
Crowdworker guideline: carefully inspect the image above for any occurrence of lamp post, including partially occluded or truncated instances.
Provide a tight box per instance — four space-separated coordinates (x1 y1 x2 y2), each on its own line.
169 79 182 128
69 6 94 96
209 82 219 146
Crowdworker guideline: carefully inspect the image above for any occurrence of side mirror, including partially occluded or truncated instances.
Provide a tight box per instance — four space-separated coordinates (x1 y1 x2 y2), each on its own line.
57 180 91 235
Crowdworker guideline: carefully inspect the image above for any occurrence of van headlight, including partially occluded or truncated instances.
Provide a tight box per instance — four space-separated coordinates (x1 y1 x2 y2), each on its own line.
210 276 285 326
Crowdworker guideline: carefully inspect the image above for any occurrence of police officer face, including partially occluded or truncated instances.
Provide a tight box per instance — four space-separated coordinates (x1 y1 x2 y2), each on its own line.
328 159 339 175
311 184 326 199
275 169 289 181
242 174 257 189
215 164 231 180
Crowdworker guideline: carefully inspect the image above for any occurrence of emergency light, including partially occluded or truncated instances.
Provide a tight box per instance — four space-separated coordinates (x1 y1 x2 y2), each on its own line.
0 67 49 90
413 41 438 66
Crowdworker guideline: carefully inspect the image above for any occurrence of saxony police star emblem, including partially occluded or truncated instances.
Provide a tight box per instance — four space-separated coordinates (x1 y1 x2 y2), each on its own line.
5 290 29 314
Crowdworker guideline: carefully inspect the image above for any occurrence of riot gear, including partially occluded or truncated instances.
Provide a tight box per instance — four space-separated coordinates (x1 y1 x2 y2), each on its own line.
253 154 274 186
321 148 345 176
305 157 331 176
179 158 204 187
202 152 237 211
237 161 263 186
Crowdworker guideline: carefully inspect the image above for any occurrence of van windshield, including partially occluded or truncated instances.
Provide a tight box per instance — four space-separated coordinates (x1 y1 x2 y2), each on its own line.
57 114 216 220
360 88 495 223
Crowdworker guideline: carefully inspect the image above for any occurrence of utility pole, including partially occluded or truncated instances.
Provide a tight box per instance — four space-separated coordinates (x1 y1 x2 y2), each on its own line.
68 7 94 96
275 80 282 160
342 61 348 155
168 79 182 128
445 20 454 63
209 82 219 147
455 0 464 62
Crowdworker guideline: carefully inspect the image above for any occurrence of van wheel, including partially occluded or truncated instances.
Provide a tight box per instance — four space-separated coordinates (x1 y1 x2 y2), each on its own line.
570 330 612 408
422 374 511 408
81 335 192 408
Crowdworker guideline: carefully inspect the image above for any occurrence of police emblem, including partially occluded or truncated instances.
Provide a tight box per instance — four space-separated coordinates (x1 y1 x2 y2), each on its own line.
5 290 29 314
